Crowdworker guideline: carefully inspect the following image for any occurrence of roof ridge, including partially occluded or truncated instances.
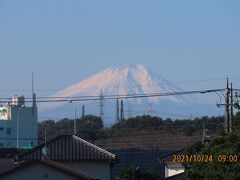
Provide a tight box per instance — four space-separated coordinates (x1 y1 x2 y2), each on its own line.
72 135 116 159
17 134 116 161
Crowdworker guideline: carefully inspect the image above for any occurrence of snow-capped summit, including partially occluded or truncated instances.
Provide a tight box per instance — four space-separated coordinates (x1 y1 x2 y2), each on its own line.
50 64 186 103
39 64 221 123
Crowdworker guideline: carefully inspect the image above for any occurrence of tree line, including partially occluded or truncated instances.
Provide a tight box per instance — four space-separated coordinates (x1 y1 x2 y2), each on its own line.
38 114 224 144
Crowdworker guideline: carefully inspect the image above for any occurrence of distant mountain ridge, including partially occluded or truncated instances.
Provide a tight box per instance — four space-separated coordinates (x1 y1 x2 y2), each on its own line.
39 64 221 124
52 64 187 102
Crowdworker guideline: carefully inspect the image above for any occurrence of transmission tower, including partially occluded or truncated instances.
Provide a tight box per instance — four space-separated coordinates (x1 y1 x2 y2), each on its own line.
116 97 120 122
230 83 233 133
148 103 153 116
127 99 132 118
32 72 37 116
82 105 85 118
120 99 124 121
99 90 104 121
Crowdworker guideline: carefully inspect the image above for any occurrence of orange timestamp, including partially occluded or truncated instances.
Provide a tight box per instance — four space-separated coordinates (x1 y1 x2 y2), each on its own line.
171 154 239 163
172 154 213 163
217 154 238 163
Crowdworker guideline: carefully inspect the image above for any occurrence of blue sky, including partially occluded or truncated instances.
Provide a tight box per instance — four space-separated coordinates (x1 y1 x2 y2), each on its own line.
0 0 240 99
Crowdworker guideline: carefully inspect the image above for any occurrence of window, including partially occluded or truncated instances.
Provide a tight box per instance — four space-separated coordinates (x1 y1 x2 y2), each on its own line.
6 128 11 135
0 127 4 131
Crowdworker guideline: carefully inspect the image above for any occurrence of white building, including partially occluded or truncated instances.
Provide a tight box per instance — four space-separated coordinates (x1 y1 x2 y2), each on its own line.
0 95 37 148
160 149 186 179
165 162 185 178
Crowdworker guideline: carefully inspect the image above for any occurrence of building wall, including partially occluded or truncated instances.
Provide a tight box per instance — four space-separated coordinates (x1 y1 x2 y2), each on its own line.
62 160 110 180
1 163 79 180
0 105 37 147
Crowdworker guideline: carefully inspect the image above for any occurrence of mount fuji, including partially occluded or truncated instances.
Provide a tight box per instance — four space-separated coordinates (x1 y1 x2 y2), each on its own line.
39 64 222 125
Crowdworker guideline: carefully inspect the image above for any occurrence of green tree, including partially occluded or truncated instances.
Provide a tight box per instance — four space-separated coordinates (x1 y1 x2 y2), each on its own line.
38 115 225 144
117 167 160 180
38 115 103 141
77 115 103 140
38 120 58 144
184 113 240 179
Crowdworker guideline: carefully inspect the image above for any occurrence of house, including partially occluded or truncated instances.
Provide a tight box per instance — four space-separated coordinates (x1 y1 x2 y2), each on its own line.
0 159 98 180
0 95 38 148
160 149 186 179
0 134 116 180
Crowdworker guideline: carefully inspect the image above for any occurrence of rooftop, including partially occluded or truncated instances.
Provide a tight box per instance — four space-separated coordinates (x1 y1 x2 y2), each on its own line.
17 134 116 161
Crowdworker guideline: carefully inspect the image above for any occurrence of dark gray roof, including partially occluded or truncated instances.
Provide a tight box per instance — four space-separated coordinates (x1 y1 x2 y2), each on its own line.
0 158 17 175
160 149 186 163
18 135 116 161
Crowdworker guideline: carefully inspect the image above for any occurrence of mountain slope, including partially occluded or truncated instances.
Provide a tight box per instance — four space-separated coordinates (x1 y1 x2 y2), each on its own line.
55 64 187 101
38 64 221 124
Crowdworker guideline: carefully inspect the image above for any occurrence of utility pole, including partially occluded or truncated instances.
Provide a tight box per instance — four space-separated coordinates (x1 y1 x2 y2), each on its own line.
225 78 230 133
69 100 77 134
202 121 206 144
230 83 233 132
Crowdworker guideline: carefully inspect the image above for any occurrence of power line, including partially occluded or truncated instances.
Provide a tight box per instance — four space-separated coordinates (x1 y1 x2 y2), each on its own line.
165 78 227 84
0 88 226 103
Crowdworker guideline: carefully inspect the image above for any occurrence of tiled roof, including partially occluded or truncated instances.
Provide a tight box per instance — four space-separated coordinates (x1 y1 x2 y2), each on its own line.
0 158 18 175
17 135 116 161
0 160 99 180
159 149 186 163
